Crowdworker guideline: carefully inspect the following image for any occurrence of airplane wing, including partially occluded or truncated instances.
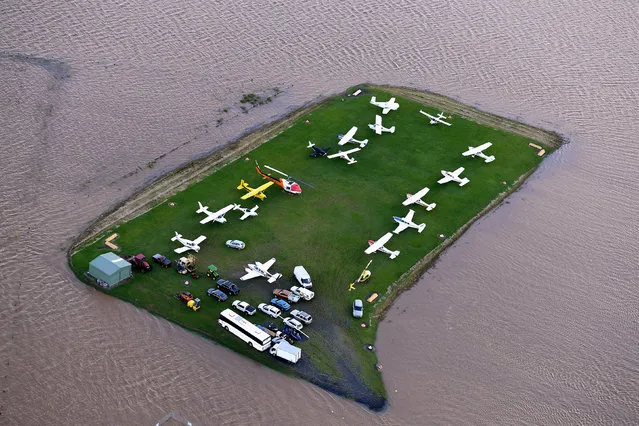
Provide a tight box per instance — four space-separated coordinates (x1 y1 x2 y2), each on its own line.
365 232 394 254
375 115 382 127
327 148 361 159
438 174 453 184
192 235 207 245
419 110 435 120
382 107 391 115
174 246 190 254
393 221 409 234
403 186 430 206
463 143 492 156
260 257 276 272
240 270 262 281
338 126 358 146
201 203 234 223
240 181 274 199
404 209 415 222
452 167 465 178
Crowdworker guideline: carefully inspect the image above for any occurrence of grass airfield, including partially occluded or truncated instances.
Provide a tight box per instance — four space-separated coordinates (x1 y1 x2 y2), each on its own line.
70 86 554 409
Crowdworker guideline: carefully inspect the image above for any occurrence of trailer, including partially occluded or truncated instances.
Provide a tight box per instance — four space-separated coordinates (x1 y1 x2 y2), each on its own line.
269 337 301 364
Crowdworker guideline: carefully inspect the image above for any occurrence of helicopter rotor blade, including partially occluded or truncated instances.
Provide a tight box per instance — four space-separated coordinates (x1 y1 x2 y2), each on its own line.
264 165 288 177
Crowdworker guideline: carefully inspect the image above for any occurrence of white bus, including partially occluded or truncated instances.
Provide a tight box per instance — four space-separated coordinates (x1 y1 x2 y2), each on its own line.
218 309 272 351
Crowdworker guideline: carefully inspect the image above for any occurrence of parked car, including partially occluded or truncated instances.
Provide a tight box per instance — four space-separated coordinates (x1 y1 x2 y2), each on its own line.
293 265 313 289
225 239 245 250
152 253 172 268
283 317 304 331
232 300 256 316
352 299 363 318
207 288 228 302
273 288 300 303
290 286 314 301
290 309 312 325
258 303 281 318
217 279 240 295
270 298 291 311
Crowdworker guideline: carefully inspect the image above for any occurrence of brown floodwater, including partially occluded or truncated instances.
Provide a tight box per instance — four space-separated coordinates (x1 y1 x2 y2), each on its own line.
1 0 638 424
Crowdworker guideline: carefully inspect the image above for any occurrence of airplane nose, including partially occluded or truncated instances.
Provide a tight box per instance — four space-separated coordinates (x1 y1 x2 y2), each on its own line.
291 183 302 194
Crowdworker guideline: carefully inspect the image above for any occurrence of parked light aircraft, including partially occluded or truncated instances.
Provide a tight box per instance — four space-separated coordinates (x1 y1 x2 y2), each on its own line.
237 179 274 200
403 186 437 211
438 167 470 186
326 147 361 165
462 142 495 163
370 96 400 114
171 232 207 254
419 110 452 126
307 141 331 157
365 232 400 259
337 126 368 148
368 115 396 135
240 257 283 283
196 202 238 224
234 204 259 220
393 209 426 234
255 162 302 195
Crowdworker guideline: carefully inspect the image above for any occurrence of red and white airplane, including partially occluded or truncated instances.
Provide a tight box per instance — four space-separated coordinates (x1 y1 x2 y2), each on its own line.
337 126 368 148
419 110 452 126
368 114 395 135
255 162 302 195
370 96 400 114
438 167 470 186
365 232 400 259
196 202 238 224
462 142 495 163
403 186 437 211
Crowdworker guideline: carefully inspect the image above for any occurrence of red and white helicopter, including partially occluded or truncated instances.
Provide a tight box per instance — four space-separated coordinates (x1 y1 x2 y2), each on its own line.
370 96 400 114
196 202 238 224
337 126 368 148
327 147 361 165
255 162 303 195
368 114 396 135
438 167 470 186
419 110 452 126
403 186 437 211
365 232 400 259
462 142 495 163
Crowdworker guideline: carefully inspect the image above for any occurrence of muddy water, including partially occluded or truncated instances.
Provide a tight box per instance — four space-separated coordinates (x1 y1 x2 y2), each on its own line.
1 0 638 424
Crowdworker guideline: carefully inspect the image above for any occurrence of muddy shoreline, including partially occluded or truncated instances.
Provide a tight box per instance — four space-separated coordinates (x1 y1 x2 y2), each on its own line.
67 84 564 411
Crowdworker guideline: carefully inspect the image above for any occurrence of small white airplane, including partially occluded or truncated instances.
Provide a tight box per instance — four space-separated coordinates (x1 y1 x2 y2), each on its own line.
171 232 207 254
419 110 452 126
393 209 426 234
403 186 437 211
438 167 470 186
233 204 259 221
326 147 361 165
240 257 283 283
196 202 238 224
462 142 495 163
338 126 368 148
365 232 400 259
368 114 396 135
370 96 400 114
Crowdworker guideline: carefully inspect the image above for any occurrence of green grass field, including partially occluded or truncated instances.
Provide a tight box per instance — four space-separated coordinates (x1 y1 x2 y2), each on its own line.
70 87 551 409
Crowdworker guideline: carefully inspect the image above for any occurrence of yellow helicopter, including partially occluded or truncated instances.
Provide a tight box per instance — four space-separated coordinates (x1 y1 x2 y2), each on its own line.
349 260 372 291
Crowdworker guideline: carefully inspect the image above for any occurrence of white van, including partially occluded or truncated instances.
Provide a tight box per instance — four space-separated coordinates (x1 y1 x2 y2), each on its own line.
293 265 312 289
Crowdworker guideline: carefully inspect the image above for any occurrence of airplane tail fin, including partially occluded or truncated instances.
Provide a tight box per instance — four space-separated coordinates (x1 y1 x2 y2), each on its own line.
232 203 242 210
459 178 470 187
267 273 282 284
307 141 315 148
390 250 400 259
484 155 495 163
171 232 181 242
196 201 207 214
347 158 357 165
370 96 376 104
237 180 246 190
389 126 396 134
426 203 437 211
417 223 426 233
360 139 368 148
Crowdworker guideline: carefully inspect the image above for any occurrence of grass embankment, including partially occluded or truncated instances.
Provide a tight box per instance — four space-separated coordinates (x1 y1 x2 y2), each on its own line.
69 85 561 410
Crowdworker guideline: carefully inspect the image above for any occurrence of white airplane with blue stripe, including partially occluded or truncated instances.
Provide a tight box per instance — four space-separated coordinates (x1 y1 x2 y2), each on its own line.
393 209 426 234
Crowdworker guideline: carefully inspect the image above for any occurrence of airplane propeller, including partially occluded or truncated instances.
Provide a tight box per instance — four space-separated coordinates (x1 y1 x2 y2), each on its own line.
264 164 315 188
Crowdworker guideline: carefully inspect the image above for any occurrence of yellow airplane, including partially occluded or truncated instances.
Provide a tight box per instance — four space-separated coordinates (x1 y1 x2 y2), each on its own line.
237 179 274 200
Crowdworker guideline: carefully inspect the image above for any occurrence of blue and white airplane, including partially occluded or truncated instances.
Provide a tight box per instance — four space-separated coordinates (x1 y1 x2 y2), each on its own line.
393 209 426 234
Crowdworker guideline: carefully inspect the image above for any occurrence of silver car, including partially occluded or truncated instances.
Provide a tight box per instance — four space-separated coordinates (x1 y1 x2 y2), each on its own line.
352 299 363 318
225 239 245 250
283 317 304 331
290 309 312 325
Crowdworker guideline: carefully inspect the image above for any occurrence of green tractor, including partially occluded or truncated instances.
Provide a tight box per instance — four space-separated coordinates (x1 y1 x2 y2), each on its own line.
206 264 220 280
